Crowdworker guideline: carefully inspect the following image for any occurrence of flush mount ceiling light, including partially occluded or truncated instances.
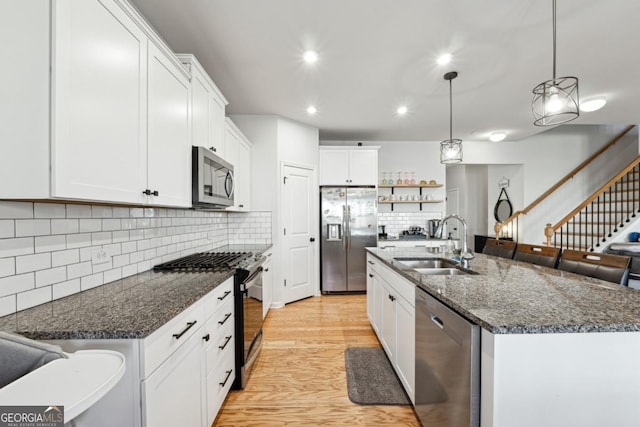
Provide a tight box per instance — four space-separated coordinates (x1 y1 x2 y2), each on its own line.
532 0 579 126
303 50 318 64
396 105 408 115
437 53 452 65
580 97 607 112
440 71 463 164
306 105 317 115
489 132 507 142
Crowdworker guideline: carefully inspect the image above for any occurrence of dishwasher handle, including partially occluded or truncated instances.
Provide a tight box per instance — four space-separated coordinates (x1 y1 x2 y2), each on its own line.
430 313 444 329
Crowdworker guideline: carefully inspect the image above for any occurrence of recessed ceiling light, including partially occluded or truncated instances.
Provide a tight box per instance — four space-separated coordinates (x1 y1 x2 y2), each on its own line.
303 50 318 64
489 132 506 142
396 106 408 115
437 53 452 65
579 97 607 112
306 106 317 115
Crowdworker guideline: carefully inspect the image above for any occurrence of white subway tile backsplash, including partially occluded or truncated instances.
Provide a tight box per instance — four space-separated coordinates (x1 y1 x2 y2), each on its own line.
0 220 14 238
0 295 16 317
66 233 91 249
0 258 15 278
0 202 270 315
67 261 92 280
52 279 80 299
35 266 67 287
51 219 79 235
79 219 102 233
0 237 34 258
17 286 51 311
15 219 50 237
0 202 33 219
66 205 92 218
0 273 34 298
16 253 51 274
35 235 66 253
34 203 66 219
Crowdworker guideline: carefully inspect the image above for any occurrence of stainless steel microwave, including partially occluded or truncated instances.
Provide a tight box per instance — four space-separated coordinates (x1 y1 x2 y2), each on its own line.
192 146 234 209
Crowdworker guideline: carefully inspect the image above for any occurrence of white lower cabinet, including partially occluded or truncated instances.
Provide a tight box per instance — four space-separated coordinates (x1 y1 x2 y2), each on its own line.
262 248 274 319
366 253 415 403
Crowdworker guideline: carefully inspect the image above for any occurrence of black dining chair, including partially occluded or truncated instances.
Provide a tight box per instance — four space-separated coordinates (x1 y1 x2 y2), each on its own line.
482 239 517 259
557 249 631 286
513 243 561 268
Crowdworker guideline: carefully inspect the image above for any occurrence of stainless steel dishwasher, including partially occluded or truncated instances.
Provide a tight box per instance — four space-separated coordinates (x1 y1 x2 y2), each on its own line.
415 287 480 427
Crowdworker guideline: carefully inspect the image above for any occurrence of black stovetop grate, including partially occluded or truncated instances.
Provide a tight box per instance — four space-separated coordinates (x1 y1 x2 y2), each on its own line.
153 251 250 271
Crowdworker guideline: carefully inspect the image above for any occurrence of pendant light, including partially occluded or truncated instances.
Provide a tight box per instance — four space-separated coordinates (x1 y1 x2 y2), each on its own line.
532 0 579 126
440 71 462 164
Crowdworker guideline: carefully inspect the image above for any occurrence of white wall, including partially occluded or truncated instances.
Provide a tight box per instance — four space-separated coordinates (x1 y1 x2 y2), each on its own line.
487 165 524 239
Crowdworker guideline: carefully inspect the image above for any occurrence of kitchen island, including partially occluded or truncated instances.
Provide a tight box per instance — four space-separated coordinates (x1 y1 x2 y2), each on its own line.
367 247 640 427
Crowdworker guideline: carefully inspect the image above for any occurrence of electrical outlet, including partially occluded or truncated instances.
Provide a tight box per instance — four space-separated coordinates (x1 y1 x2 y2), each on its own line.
91 248 110 265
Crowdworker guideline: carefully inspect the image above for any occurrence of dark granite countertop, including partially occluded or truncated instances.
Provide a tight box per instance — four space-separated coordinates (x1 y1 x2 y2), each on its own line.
0 244 273 340
367 247 640 334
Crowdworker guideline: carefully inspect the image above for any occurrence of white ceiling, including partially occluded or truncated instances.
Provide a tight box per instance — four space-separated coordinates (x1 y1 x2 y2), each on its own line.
130 0 640 142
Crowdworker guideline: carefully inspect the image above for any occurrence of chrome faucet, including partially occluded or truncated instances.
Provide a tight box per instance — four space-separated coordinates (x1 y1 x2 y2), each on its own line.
435 214 475 269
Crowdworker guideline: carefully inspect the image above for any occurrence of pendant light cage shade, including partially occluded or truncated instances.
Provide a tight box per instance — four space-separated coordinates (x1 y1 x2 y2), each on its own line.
532 76 579 126
440 139 462 164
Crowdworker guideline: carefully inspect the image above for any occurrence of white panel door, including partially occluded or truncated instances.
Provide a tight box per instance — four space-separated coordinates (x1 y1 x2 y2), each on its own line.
52 0 147 203
147 42 191 207
282 165 316 303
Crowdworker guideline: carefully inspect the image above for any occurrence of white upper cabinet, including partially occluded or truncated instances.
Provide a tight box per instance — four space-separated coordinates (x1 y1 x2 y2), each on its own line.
225 118 252 211
147 42 191 207
52 0 148 204
177 54 228 158
319 147 378 186
0 0 193 207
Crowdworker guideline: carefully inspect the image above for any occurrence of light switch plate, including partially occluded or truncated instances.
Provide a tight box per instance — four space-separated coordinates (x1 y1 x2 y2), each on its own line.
91 248 110 265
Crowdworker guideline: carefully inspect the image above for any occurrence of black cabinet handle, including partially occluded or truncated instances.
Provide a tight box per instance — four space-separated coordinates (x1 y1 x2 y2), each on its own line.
239 204 244 208
142 189 159 196
203 333 210 342
368 274 374 278
219 369 233 387
209 146 217 152
217 290 232 301
219 335 232 350
152 190 159 196
368 260 375 265
388 295 396 302
310 237 315 242
264 268 269 272
218 312 232 325
173 321 197 340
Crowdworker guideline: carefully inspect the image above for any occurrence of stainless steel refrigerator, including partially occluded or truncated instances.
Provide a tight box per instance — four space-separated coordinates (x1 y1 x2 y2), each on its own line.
321 187 377 293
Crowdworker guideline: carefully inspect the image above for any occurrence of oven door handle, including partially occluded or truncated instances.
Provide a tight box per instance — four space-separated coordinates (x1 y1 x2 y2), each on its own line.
241 267 263 293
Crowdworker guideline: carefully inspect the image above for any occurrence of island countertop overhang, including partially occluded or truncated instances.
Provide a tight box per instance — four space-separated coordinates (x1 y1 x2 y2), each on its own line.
366 247 640 334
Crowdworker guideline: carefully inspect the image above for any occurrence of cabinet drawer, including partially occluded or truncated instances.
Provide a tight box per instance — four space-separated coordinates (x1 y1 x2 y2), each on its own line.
366 254 379 273
204 321 234 377
142 300 205 378
203 297 234 341
205 350 235 426
204 276 234 319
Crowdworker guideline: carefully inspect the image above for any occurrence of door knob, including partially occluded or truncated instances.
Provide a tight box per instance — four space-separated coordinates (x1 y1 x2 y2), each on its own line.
310 237 316 242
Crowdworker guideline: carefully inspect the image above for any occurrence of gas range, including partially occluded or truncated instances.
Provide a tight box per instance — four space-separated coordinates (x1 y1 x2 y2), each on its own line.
153 251 263 273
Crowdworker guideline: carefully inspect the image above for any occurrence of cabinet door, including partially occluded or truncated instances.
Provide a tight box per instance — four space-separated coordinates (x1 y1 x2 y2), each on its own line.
210 93 227 158
395 295 415 403
52 0 147 204
372 271 383 335
147 42 191 207
319 149 349 185
262 253 273 319
190 70 211 149
380 281 396 361
142 330 203 427
348 150 378 185
235 138 251 211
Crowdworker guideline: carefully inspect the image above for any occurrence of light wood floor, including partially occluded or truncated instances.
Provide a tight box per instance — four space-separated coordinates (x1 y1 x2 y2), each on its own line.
213 294 420 426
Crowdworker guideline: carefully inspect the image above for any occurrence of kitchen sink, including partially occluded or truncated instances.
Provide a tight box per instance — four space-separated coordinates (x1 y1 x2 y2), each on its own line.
394 257 477 275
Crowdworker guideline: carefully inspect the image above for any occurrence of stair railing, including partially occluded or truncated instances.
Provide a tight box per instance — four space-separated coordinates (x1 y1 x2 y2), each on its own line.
494 125 636 240
545 155 640 250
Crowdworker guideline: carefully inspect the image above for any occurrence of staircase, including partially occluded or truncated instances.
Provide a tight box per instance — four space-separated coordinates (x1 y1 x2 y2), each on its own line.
545 160 640 251
495 125 638 251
